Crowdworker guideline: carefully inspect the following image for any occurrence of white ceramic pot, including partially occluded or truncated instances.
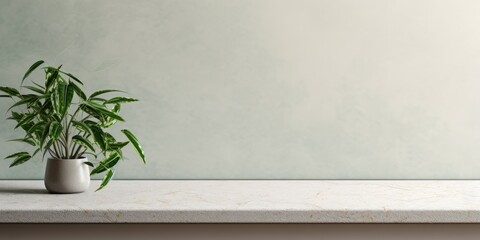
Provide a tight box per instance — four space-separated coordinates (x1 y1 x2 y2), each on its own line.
44 158 90 194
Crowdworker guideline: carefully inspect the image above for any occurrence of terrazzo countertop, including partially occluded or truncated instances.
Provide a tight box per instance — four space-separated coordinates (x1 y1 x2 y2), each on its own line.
1 180 480 223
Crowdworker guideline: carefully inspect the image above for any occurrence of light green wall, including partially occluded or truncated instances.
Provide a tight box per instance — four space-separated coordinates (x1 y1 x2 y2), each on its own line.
2 0 480 179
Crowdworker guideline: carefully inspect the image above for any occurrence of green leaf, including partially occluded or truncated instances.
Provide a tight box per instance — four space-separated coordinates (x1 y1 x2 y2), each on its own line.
90 153 121 175
8 111 23 121
52 113 62 122
43 139 55 159
52 81 69 116
90 125 106 151
83 161 94 167
82 100 125 121
90 97 106 101
112 103 120 113
72 135 95 152
26 121 46 137
14 114 35 129
108 141 128 160
20 121 35 133
101 118 117 128
38 99 52 120
32 81 45 90
45 66 60 91
103 132 116 144
31 148 41 157
104 97 138 104
0 86 20 97
109 141 129 149
22 60 44 85
50 91 59 115
22 85 44 94
89 89 124 99
121 129 145 164
5 152 29 160
7 95 37 111
27 102 42 113
101 104 121 128
9 154 32 167
111 148 124 160
72 120 93 135
69 80 86 100
39 122 51 148
80 105 102 120
65 83 74 113
83 120 98 127
65 73 84 85
101 107 119 127
43 67 83 85
95 169 114 191
49 121 63 141
9 138 36 146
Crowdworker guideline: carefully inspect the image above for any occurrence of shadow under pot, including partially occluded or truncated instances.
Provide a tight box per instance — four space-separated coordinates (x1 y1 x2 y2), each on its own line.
44 158 90 194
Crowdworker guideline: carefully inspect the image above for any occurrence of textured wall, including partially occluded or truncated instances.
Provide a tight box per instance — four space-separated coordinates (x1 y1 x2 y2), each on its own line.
1 0 480 179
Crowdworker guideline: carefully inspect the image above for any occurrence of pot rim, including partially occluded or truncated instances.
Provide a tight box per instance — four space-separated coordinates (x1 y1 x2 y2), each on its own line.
47 157 88 161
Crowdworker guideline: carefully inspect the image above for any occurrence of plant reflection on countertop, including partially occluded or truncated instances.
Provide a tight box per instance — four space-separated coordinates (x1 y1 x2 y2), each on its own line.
0 60 146 193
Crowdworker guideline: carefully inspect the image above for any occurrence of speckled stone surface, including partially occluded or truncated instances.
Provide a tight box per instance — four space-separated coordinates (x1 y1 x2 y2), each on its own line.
1 180 480 223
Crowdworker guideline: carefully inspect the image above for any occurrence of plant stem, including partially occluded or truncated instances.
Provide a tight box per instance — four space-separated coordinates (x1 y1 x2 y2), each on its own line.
52 141 61 158
79 149 87 158
47 149 57 159
64 116 69 158
73 132 90 158
74 146 85 159
65 105 84 158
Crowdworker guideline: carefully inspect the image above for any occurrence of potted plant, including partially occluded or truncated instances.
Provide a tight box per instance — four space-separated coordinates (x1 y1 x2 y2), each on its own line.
0 60 146 193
